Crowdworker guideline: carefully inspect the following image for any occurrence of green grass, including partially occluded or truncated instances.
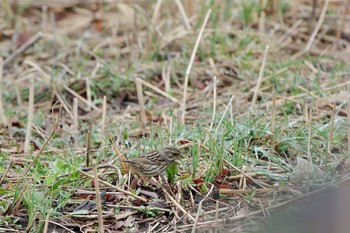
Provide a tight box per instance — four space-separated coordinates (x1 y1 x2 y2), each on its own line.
1 0 350 231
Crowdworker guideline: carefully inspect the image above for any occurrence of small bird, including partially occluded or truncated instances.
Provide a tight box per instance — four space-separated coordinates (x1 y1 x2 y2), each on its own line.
122 147 182 177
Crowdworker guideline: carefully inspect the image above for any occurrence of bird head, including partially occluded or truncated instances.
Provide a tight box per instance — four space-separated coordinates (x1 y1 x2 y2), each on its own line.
164 147 183 161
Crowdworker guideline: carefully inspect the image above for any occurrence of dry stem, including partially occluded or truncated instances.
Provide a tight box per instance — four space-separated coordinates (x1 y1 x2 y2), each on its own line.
73 98 79 148
175 0 192 32
135 78 147 126
101 95 107 136
214 95 234 137
306 107 312 194
4 31 43 67
86 78 92 112
204 76 217 145
271 90 276 145
136 77 180 103
335 0 350 48
24 79 34 154
181 9 212 124
151 0 162 24
305 0 329 51
78 169 147 202
93 163 105 233
85 116 92 167
214 200 219 233
162 187 196 222
251 46 269 109
346 98 350 167
191 200 202 233
0 57 7 125
327 103 335 158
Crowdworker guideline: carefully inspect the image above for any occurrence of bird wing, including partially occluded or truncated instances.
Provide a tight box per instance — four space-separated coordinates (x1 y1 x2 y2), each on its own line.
123 157 166 165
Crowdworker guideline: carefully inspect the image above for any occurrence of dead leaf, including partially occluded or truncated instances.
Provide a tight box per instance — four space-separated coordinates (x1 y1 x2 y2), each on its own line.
16 32 33 48
111 221 125 231
193 79 206 90
124 215 136 228
216 183 231 189
147 200 170 209
237 206 249 216
289 157 325 182
220 168 231 177
139 189 160 199
145 110 162 123
193 179 204 185
56 13 93 36
179 139 192 145
72 191 106 213
98 3 135 31
316 91 349 108
114 211 137 221
92 19 104 32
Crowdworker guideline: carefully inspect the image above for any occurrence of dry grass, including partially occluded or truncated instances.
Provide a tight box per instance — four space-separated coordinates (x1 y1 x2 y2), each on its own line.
1 0 350 232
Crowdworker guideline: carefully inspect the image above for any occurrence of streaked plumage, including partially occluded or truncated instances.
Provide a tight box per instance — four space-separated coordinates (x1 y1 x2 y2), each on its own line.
123 147 182 177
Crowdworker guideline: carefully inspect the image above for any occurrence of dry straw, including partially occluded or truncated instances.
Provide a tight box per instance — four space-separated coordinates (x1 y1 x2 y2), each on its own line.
93 163 105 233
73 97 79 148
24 79 34 154
251 45 269 109
181 9 212 124
0 57 7 125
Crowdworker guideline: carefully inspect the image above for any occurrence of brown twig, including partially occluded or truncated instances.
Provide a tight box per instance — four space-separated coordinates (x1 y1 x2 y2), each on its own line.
224 158 270 188
45 221 75 233
162 187 196 222
53 90 74 120
93 163 105 233
220 187 292 195
64 85 101 112
4 31 43 67
191 200 202 233
0 161 12 184
43 211 50 233
136 77 180 104
277 19 303 45
214 200 219 233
